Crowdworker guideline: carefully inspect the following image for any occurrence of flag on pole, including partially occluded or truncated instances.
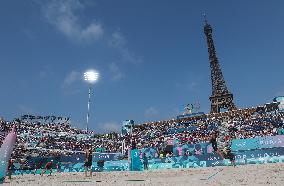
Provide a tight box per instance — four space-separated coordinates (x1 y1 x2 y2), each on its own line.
0 126 17 182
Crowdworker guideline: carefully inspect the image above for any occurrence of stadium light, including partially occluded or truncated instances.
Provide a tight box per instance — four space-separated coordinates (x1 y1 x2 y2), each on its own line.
84 70 99 84
83 70 100 132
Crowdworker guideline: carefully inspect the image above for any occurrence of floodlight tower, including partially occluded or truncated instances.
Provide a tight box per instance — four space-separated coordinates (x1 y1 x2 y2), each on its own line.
84 70 99 132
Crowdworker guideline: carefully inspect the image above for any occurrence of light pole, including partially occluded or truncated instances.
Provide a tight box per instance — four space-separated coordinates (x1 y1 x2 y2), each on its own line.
84 70 99 132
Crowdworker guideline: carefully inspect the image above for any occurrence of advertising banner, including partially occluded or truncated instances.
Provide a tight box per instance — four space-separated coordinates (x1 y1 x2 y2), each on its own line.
130 149 142 171
234 147 284 160
93 152 122 162
231 135 284 151
173 142 213 156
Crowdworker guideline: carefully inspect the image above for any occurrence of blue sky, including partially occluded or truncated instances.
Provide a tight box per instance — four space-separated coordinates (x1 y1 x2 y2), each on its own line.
0 0 284 133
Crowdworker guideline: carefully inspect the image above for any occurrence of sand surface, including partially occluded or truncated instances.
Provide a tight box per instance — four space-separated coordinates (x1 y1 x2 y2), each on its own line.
3 163 284 186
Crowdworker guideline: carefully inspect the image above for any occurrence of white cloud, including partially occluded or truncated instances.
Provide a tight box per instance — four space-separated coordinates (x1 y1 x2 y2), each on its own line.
109 62 123 81
61 70 83 95
109 32 142 64
98 121 121 133
144 107 159 118
41 1 140 67
63 70 81 86
109 32 126 48
43 0 103 42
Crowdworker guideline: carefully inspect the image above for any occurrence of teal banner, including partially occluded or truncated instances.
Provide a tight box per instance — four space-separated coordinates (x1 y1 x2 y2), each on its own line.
7 147 284 175
231 135 284 151
130 150 142 171
93 152 122 162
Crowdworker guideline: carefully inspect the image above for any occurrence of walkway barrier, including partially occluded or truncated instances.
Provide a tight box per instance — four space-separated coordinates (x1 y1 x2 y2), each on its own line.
7 135 284 175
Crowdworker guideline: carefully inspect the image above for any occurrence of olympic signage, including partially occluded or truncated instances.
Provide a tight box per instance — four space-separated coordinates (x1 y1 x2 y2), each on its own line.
130 149 142 171
92 152 122 162
231 135 284 151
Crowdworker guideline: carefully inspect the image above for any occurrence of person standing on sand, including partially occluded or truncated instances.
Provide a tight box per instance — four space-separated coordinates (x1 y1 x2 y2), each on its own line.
33 161 43 175
143 153 149 170
40 160 53 176
56 162 61 173
84 146 93 177
224 146 236 167
210 132 224 159
7 159 14 180
224 137 236 167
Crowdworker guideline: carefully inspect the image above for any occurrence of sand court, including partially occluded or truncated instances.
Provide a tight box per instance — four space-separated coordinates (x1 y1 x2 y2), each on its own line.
3 163 284 186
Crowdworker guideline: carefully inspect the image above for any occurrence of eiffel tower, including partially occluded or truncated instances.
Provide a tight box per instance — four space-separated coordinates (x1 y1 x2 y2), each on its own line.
203 16 237 113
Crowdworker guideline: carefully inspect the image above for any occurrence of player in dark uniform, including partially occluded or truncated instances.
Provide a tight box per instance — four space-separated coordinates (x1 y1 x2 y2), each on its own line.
225 147 236 167
210 133 224 159
7 159 14 180
84 146 93 177
33 161 43 175
142 153 149 170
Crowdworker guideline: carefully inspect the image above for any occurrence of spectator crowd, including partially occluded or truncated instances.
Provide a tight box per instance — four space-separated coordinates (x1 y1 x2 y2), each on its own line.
0 106 284 162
